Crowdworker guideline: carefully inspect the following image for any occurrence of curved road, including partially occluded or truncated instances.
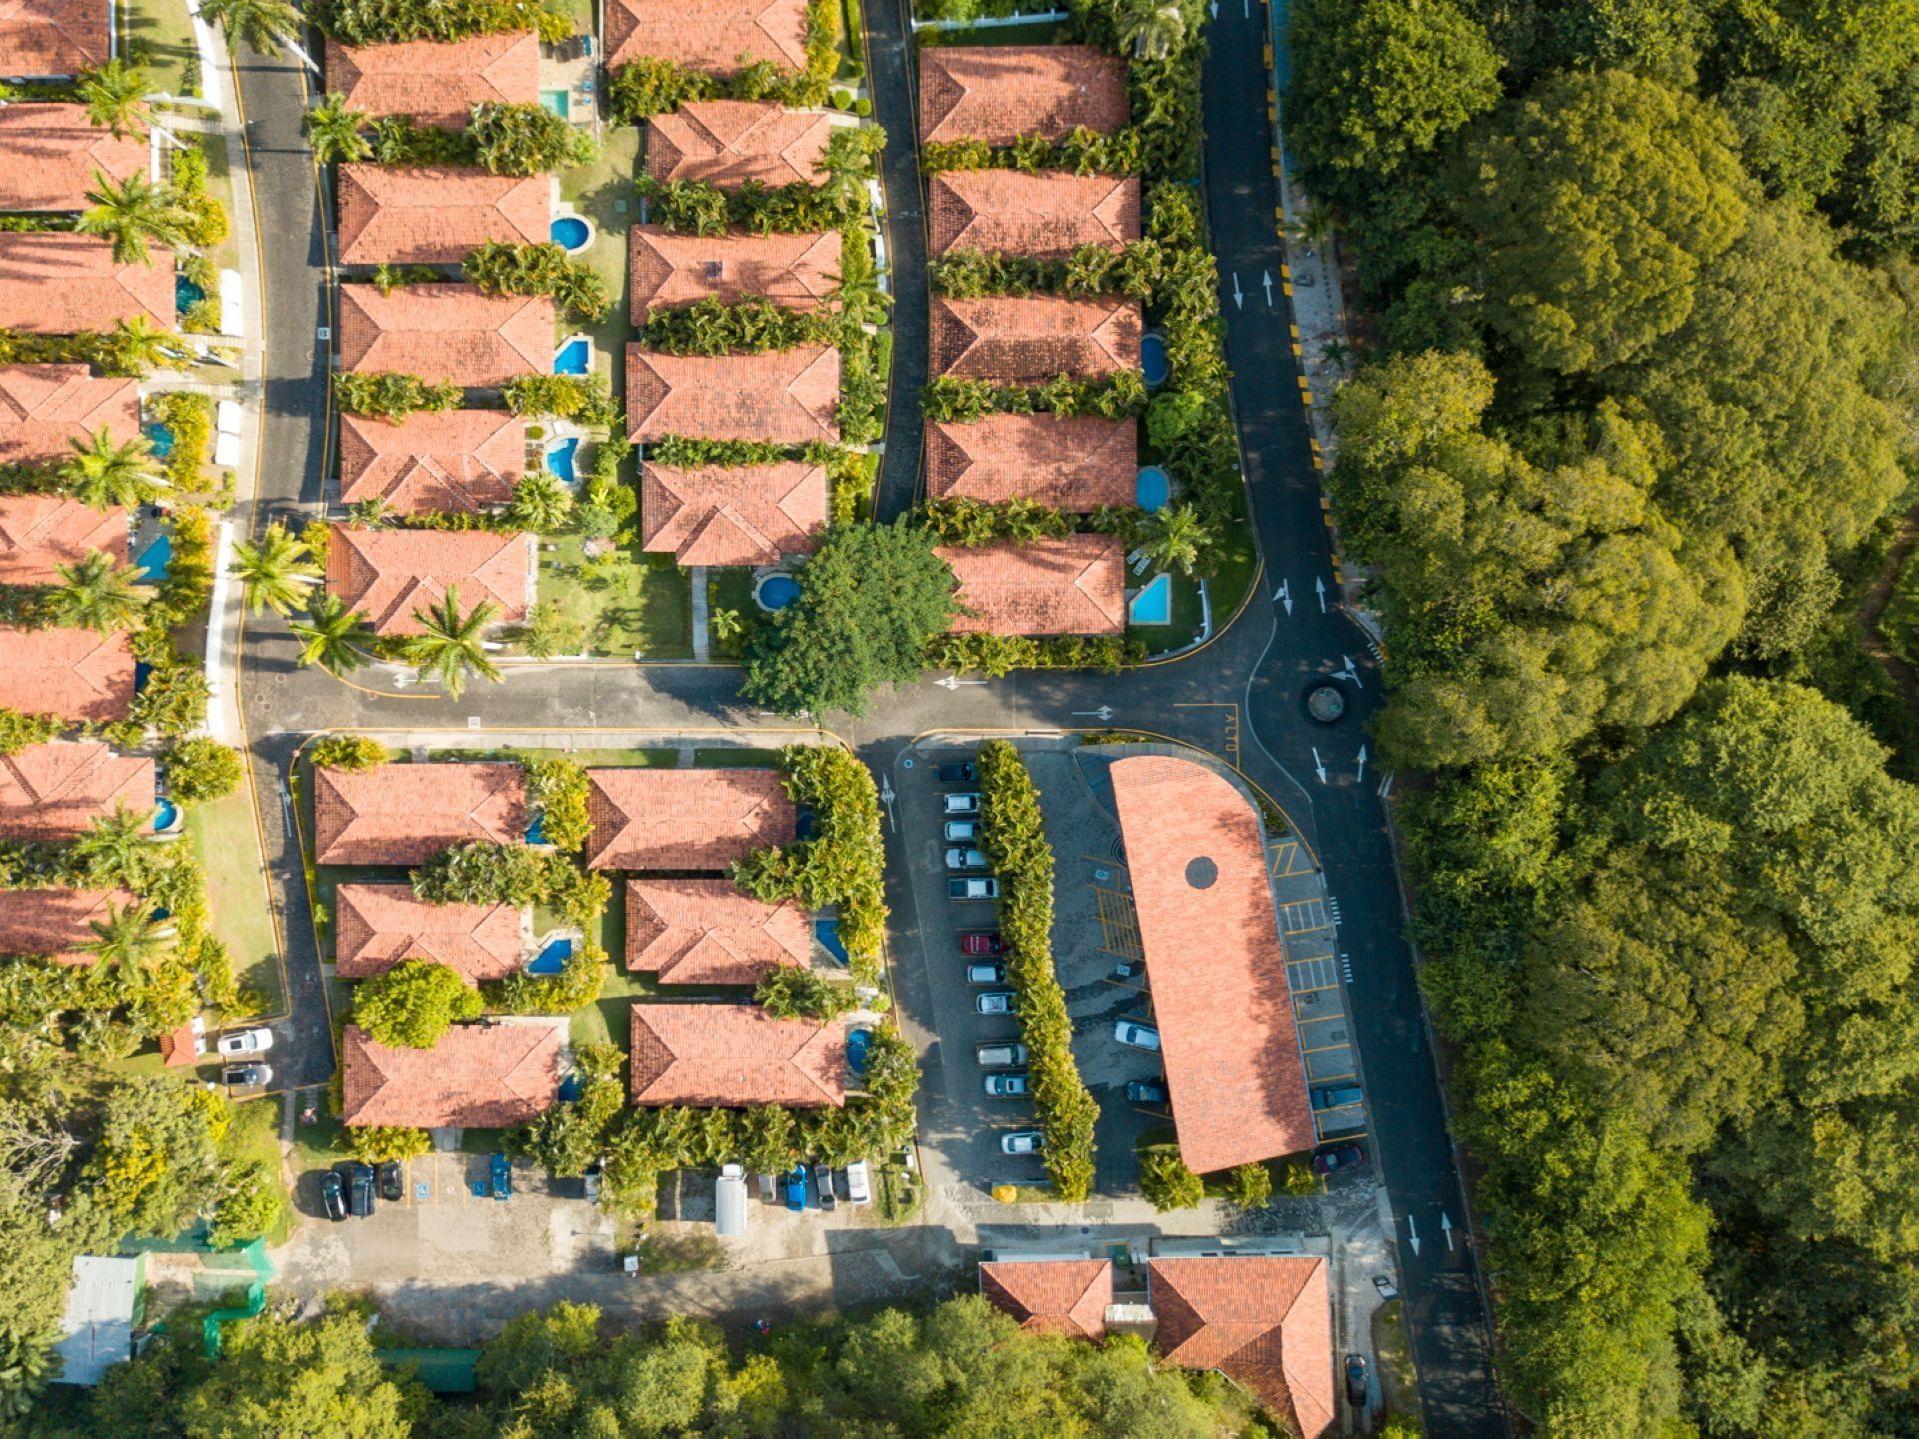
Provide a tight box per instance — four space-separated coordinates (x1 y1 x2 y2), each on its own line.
228 22 1502 1434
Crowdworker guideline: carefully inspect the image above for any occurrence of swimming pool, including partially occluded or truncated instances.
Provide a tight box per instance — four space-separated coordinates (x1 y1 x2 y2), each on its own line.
539 89 569 118
550 215 590 252
525 813 546 844
553 337 591 375
175 274 205 314
1130 572 1173 625
152 797 180 832
815 917 848 966
135 533 173 583
846 1027 873 1078
1140 332 1170 388
527 937 574 975
1136 465 1170 511
141 421 175 459
545 437 579 483
755 573 801 611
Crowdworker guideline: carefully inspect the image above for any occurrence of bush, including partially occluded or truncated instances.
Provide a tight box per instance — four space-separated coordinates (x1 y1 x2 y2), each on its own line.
308 735 389 771
463 241 610 319
643 296 841 355
832 89 853 109
753 965 858 1020
352 959 484 1049
130 661 210 739
1224 1160 1274 1210
508 1042 622 1176
165 738 243 803
853 98 871 117
0 708 63 755
332 371 461 420
411 841 551 906
342 1124 433 1163
521 755 590 851
1139 1147 1205 1210
502 373 619 426
484 946 606 1015
207 1160 287 1248
310 0 568 47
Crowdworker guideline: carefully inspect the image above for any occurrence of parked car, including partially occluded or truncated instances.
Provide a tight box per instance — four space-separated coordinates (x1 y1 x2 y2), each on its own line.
347 1163 376 1218
583 1161 603 1204
984 1071 1030 1098
937 762 978 784
976 1042 1029 1069
1372 1274 1398 1301
217 1027 273 1056
845 1159 872 1205
814 1162 836 1210
942 820 979 842
784 1166 808 1212
960 931 1006 956
999 1130 1045 1156
377 1160 405 1202
942 792 982 815
949 877 999 900
1344 1353 1370 1407
1313 1142 1367 1174
1125 1079 1170 1104
489 1152 513 1200
944 846 990 872
1312 1085 1365 1111
975 989 1016 1015
320 1170 347 1222
965 961 1006 985
223 1063 272 1091
1113 1021 1161 1052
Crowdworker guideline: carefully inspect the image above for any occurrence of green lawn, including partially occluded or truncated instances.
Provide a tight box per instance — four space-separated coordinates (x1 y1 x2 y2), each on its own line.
557 125 642 397
707 569 761 661
185 785 283 1014
536 536 692 658
694 747 785 768
120 0 198 100
223 1096 295 1244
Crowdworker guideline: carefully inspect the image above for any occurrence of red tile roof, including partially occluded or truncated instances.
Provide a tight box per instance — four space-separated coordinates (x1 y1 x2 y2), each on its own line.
312 760 528 868
0 625 132 721
325 524 533 637
0 104 146 211
605 0 808 74
337 165 550 266
0 232 173 335
0 363 138 466
584 766 794 871
936 535 1125 636
919 45 1129 147
0 885 137 964
338 409 526 513
323 31 539 129
1149 1256 1334 1439
645 101 833 190
926 414 1136 510
158 1016 205 1066
629 1003 847 1107
342 1019 564 1128
624 878 810 984
0 494 125 584
640 460 826 567
928 171 1139 258
1109 757 1314 1173
629 226 840 322
930 294 1142 383
0 741 152 840
334 882 525 982
979 1259 1112 1339
336 283 556 386
626 345 839 445
0 0 109 79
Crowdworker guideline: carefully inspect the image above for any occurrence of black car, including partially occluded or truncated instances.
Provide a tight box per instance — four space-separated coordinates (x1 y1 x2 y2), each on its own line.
320 1170 348 1222
583 1160 603 1204
1344 1353 1370 1407
377 1160 405 1203
937 762 977 784
347 1163 376 1218
1125 1079 1170 1104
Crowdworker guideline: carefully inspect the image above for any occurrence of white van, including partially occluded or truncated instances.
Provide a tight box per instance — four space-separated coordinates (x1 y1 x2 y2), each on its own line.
845 1159 872 1205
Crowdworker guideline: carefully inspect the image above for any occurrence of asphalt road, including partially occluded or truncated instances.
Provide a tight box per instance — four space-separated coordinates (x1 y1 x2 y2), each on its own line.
865 0 929 519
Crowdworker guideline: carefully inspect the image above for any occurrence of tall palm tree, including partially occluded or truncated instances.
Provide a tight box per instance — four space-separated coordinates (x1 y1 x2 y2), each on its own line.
1117 0 1186 59
198 0 317 70
305 93 371 164
405 586 503 699
710 607 744 644
78 171 191 264
231 522 320 616
289 593 374 675
74 806 156 890
108 314 175 374
1139 504 1212 577
50 550 145 633
85 902 169 996
60 428 164 509
78 59 150 139
503 470 573 533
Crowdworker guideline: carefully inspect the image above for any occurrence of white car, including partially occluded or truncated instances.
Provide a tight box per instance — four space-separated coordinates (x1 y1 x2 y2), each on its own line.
942 793 982 816
975 990 1016 1015
1113 1021 1161 1052
1000 1130 1044 1155
944 847 990 871
845 1159 872 1205
218 1027 274 1057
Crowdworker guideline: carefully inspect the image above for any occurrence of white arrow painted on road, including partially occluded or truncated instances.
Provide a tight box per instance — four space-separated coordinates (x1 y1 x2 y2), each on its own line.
1355 744 1367 785
1262 270 1274 307
1242 0 1249 17
1072 707 1115 721
1314 576 1327 613
1273 578 1292 615
1407 1214 1421 1257
935 674 986 690
1311 747 1327 784
1334 654 1362 688
1209 0 1217 14
1230 272 1244 310
1441 1212 1455 1251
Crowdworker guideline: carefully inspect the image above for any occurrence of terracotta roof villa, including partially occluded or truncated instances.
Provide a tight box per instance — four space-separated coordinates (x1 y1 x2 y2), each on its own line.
0 625 133 722
0 494 127 585
604 0 808 74
0 0 110 79
336 283 556 387
625 878 810 985
937 535 1125 637
926 414 1136 510
325 524 534 637
979 1258 1113 1340
626 346 839 446
342 1019 565 1128
334 882 526 983
629 226 840 322
1149 1255 1334 1439
931 294 1142 384
0 886 138 965
919 45 1129 147
584 767 795 872
323 31 539 129
338 409 525 513
337 165 550 267
0 233 173 334
646 101 834 190
312 760 529 868
0 739 152 840
928 171 1140 259
1108 756 1314 1173
640 459 827 567
630 1003 848 1107
0 104 147 212
0 364 138 466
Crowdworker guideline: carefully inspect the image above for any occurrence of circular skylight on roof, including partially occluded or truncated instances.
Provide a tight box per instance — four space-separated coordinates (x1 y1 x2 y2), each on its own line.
1185 856 1218 889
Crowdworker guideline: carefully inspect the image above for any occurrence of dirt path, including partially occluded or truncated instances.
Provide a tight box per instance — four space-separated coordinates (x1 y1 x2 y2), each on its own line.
1856 506 1919 712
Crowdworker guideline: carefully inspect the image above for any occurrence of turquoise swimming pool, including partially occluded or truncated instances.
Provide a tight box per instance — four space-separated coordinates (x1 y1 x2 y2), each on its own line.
1136 465 1170 510
136 533 173 582
756 573 801 611
546 437 579 482
528 937 574 975
550 215 589 251
554 337 590 375
540 89 569 118
1130 572 1173 625
1141 332 1170 387
141 421 175 459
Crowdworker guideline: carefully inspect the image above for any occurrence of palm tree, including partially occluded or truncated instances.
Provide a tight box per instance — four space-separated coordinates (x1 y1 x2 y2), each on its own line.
78 59 150 139
1139 504 1213 577
289 593 374 675
198 0 317 71
85 902 169 997
405 586 503 699
50 550 145 633
504 470 573 533
75 807 156 890
78 172 191 264
60 428 164 509
305 93 371 164
1287 204 1336 251
108 314 175 374
710 607 743 644
1117 0 1186 59
231 522 320 616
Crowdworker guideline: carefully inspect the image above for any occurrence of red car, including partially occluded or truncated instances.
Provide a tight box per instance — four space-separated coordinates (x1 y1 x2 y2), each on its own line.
1313 1143 1367 1175
960 932 1005 956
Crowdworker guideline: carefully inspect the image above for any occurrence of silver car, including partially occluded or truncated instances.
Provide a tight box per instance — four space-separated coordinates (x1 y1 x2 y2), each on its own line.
975 989 1016 1015
942 820 979 842
999 1130 1044 1155
944 847 989 871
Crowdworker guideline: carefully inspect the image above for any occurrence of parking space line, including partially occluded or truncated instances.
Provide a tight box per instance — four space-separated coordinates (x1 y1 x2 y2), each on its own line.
1093 885 1144 958
1301 1041 1350 1054
1268 839 1314 877
1291 981 1342 995
1297 1011 1347 1026
1313 1071 1358 1084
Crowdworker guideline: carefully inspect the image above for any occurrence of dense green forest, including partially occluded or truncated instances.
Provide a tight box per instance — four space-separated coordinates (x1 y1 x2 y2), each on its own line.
1288 0 1919 1433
